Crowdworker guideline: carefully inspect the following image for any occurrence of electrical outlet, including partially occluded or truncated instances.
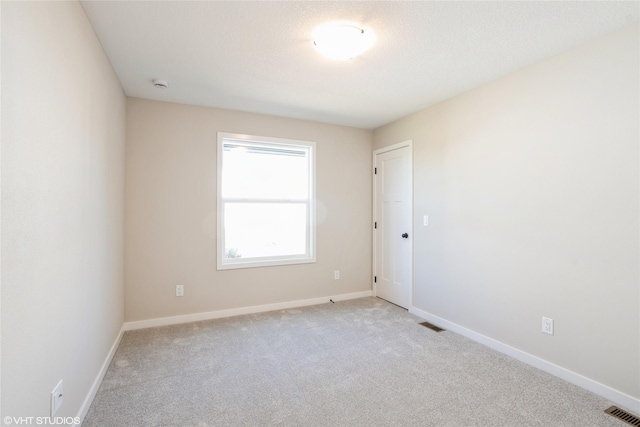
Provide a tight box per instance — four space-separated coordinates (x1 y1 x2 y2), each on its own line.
542 317 554 335
334 270 340 280
176 285 184 297
51 380 63 417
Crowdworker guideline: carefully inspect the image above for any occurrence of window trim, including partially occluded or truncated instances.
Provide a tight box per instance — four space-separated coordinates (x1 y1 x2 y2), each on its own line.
216 132 316 270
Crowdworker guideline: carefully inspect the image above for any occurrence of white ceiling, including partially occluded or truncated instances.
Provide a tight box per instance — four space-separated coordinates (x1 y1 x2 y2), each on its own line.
81 1 639 130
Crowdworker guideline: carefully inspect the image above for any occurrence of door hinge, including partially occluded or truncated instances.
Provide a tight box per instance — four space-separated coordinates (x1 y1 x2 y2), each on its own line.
374 222 377 229
374 276 377 283
374 167 377 174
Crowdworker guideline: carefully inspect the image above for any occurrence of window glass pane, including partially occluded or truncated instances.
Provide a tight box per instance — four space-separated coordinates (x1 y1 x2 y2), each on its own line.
222 143 309 200
224 203 307 259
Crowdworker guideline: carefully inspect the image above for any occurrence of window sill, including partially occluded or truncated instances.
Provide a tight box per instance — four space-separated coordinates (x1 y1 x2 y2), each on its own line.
216 256 316 271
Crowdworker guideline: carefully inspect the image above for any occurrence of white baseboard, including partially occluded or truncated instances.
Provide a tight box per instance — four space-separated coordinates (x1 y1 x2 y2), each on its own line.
75 325 125 426
409 306 640 414
124 290 374 331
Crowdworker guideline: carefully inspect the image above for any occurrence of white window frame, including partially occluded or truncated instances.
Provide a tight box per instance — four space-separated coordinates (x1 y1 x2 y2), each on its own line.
217 132 316 270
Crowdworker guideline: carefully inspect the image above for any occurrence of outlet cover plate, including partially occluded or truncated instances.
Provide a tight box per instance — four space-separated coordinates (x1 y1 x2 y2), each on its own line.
51 379 63 416
542 317 554 335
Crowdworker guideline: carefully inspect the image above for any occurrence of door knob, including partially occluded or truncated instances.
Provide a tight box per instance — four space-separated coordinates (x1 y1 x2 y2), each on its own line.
402 233 409 238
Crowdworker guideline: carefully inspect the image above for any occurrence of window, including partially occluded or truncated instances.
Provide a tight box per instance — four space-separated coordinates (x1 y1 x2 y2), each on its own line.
217 132 316 270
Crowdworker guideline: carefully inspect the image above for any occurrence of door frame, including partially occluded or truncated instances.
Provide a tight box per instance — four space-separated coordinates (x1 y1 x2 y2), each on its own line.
372 140 413 308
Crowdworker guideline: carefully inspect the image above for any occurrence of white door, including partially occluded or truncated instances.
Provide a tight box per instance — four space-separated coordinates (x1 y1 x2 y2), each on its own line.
374 143 412 308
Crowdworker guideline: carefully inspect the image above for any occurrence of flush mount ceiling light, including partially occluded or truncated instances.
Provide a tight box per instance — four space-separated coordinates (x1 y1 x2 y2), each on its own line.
313 21 375 60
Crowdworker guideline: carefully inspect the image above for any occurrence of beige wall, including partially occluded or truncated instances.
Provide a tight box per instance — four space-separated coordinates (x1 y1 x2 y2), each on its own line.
374 23 640 399
1 1 126 418
125 98 372 322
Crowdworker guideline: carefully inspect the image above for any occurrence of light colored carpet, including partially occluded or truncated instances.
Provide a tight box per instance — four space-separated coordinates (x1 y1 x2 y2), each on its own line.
83 297 623 426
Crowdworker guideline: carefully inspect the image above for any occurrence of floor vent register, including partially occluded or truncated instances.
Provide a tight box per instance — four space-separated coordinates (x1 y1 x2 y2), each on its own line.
605 406 640 426
418 321 445 332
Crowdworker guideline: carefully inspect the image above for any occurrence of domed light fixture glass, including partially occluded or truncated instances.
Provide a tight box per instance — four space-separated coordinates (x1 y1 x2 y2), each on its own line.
313 21 375 60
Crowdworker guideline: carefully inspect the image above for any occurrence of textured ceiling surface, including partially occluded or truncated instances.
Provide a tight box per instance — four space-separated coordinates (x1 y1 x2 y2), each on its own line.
81 1 639 129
